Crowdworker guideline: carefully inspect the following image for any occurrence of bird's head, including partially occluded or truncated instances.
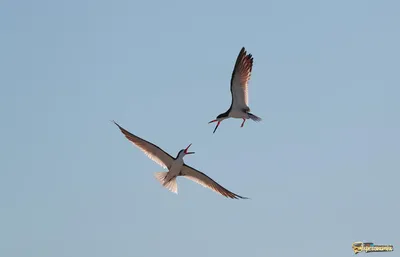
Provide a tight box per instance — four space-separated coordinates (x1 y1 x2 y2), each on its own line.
208 114 227 134
178 143 195 158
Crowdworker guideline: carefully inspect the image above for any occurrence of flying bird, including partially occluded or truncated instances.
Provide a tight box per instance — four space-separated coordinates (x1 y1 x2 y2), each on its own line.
113 121 248 199
209 47 262 133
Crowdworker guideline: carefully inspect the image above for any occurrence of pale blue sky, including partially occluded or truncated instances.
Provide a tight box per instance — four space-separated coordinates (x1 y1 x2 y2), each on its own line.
1 0 399 257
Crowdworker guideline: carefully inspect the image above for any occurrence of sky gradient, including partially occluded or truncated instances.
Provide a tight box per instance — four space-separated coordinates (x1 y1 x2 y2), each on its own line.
1 1 399 257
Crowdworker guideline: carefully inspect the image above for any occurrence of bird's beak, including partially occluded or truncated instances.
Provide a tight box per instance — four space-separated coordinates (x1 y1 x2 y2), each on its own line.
208 119 221 133
184 143 195 154
212 121 221 134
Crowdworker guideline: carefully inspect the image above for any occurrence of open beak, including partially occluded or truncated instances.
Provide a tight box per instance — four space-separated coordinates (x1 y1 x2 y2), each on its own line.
208 120 221 134
184 143 195 155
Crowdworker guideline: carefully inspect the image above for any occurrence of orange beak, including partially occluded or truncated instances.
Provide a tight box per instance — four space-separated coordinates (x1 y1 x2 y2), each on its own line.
184 143 195 154
208 120 221 134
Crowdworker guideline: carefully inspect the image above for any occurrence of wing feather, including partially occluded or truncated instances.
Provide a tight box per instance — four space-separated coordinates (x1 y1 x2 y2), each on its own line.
113 121 174 169
180 165 248 199
230 47 253 110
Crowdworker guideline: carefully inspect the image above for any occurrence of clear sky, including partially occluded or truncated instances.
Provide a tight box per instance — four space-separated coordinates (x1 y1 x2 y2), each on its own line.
1 0 399 257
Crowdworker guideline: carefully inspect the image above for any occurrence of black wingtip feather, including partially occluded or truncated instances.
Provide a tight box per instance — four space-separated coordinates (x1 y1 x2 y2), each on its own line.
112 120 124 130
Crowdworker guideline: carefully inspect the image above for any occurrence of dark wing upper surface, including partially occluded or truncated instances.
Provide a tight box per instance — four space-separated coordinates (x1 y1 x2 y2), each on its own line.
230 47 254 110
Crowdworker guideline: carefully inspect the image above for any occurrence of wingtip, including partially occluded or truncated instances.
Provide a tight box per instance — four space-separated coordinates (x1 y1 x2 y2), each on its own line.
239 47 246 56
227 193 250 200
236 195 250 200
111 120 120 127
241 46 253 59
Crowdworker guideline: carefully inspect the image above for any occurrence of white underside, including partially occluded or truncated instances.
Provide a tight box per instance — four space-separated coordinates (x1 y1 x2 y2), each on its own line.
153 158 184 194
229 108 249 119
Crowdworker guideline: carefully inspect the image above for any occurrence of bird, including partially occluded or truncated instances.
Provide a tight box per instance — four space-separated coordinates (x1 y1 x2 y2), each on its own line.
209 47 262 133
112 121 248 199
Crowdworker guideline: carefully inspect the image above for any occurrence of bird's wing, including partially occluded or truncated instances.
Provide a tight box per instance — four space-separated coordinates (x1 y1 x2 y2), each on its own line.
230 47 254 110
113 121 174 169
180 164 248 199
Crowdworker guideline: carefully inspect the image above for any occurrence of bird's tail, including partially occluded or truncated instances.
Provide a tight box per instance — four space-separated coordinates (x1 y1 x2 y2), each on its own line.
154 172 178 194
248 112 262 122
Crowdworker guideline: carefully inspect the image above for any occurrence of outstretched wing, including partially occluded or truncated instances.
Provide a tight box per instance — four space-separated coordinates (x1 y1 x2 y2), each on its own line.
180 164 248 199
230 47 254 110
113 121 174 169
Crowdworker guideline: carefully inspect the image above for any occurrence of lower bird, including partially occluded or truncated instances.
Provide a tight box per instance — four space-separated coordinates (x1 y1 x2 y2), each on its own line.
113 121 248 199
209 47 262 133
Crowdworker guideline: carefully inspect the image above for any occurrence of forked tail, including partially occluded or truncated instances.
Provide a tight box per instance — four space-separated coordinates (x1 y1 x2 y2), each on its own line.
248 112 262 122
154 172 178 194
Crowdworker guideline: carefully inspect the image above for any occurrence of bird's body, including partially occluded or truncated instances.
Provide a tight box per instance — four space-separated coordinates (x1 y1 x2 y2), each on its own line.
153 151 185 194
228 109 251 119
165 156 184 180
113 121 248 199
209 47 262 133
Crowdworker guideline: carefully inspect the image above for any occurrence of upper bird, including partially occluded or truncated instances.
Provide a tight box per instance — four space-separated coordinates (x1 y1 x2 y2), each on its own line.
113 121 248 199
209 47 262 133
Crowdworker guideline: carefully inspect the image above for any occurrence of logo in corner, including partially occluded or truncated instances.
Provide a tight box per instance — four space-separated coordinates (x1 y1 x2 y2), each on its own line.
352 241 394 254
